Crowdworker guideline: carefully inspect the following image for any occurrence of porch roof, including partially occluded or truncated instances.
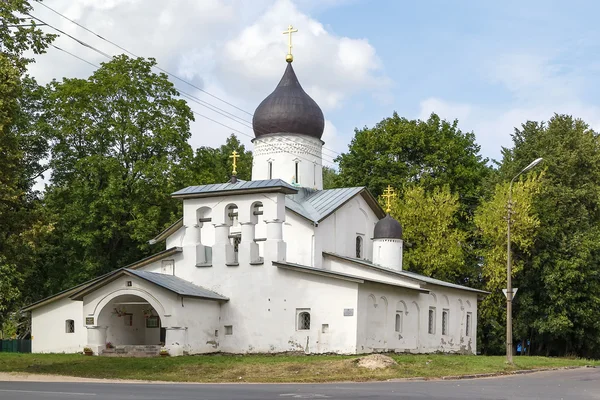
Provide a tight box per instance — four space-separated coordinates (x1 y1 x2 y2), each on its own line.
69 268 229 302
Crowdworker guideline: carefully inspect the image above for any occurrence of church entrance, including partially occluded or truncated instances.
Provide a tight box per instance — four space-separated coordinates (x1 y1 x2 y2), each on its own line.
96 294 164 355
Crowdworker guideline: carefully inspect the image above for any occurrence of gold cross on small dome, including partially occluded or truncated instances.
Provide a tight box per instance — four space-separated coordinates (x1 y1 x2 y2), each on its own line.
230 150 240 175
381 185 397 214
283 24 298 62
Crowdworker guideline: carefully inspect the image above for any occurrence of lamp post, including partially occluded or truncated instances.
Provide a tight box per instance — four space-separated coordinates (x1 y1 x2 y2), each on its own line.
506 157 543 364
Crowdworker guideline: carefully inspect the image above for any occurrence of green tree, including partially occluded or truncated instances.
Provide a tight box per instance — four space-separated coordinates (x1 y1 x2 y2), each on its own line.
494 114 600 357
474 174 542 355
387 185 467 282
37 55 195 290
0 0 55 326
190 134 252 183
322 166 341 189
336 112 489 205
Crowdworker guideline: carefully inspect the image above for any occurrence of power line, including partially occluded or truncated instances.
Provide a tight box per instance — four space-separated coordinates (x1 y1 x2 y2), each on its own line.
31 0 343 159
40 41 337 168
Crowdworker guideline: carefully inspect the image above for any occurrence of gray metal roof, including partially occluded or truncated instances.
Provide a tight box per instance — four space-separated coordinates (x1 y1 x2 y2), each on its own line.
125 269 229 301
286 187 367 223
172 179 298 198
323 252 488 295
274 261 428 292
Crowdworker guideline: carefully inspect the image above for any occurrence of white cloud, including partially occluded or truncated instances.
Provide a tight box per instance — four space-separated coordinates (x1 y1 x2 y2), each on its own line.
418 53 600 163
27 0 389 154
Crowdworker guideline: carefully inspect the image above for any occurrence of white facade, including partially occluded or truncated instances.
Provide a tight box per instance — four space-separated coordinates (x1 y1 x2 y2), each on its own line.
252 133 324 190
28 182 482 356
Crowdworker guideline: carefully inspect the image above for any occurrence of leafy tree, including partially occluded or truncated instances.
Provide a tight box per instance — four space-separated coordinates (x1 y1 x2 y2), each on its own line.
0 0 55 327
190 134 252 183
387 185 467 282
37 55 195 289
495 114 600 357
474 174 542 355
336 112 490 207
322 166 341 189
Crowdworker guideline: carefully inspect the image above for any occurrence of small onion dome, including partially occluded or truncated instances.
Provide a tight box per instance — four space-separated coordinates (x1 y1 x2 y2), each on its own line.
252 62 324 139
374 214 403 240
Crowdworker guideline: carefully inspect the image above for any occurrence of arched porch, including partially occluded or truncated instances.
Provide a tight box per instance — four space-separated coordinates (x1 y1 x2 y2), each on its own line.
86 291 169 356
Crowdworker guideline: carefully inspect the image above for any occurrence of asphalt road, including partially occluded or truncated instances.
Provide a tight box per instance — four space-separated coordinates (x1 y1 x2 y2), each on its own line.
0 368 598 400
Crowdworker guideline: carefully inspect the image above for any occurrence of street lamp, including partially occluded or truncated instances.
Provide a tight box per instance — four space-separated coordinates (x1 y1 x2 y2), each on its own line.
506 157 543 364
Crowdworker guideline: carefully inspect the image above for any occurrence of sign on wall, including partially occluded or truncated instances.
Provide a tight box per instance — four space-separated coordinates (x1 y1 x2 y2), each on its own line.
85 317 94 325
343 308 354 316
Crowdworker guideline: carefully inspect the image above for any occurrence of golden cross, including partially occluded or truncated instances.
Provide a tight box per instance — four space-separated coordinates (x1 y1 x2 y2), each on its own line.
230 150 240 175
381 185 396 214
283 24 298 62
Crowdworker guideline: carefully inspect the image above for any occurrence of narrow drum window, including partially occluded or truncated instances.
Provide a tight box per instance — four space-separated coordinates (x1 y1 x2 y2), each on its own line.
295 161 299 184
428 307 436 334
268 161 273 179
297 310 311 330
355 236 363 258
466 312 472 337
395 313 402 333
65 319 75 333
442 309 449 335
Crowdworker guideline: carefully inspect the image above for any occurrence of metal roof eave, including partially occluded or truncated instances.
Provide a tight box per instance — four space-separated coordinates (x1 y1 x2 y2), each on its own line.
149 218 183 245
273 261 429 293
21 247 183 312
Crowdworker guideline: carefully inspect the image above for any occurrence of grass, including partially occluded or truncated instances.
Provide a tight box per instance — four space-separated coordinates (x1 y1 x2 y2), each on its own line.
0 353 597 383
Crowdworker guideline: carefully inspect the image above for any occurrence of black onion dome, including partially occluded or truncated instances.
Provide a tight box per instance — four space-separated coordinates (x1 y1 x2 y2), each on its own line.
374 214 403 239
252 63 324 139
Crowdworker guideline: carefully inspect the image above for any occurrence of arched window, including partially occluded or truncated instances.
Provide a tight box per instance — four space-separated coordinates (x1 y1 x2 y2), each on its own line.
395 313 402 333
65 319 75 333
297 309 311 330
355 236 363 258
268 161 273 179
294 161 300 184
428 307 436 334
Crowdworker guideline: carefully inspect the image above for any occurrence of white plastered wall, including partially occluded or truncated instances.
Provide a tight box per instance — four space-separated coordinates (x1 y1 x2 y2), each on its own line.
31 297 86 353
357 282 478 354
315 195 379 267
252 134 324 190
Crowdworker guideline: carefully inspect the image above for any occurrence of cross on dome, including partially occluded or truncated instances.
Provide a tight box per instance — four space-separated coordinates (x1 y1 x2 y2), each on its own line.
283 25 298 62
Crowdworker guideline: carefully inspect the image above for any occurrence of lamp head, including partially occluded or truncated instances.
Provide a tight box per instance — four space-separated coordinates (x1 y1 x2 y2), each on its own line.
522 157 543 173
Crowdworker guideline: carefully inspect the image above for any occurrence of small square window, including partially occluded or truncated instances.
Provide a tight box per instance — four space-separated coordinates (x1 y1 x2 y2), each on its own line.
225 325 233 335
321 324 329 333
126 281 132 287
146 316 159 328
65 319 75 333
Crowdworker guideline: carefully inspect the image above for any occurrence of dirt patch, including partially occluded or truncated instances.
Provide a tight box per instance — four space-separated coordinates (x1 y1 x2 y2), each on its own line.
355 354 398 370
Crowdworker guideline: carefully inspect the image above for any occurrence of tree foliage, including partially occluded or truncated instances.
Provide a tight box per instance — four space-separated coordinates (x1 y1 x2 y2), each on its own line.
190 134 252 183
37 55 195 288
0 0 55 326
387 185 467 282
336 112 490 206
496 115 600 357
475 174 542 354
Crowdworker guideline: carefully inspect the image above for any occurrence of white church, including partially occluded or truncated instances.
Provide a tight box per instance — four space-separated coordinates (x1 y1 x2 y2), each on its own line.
24 32 485 356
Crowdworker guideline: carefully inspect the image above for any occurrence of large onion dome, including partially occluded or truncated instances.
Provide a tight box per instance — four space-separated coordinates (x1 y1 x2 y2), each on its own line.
374 214 403 240
252 62 324 139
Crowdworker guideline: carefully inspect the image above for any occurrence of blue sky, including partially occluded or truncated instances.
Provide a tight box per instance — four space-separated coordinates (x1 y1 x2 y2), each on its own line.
310 0 600 162
30 0 600 166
